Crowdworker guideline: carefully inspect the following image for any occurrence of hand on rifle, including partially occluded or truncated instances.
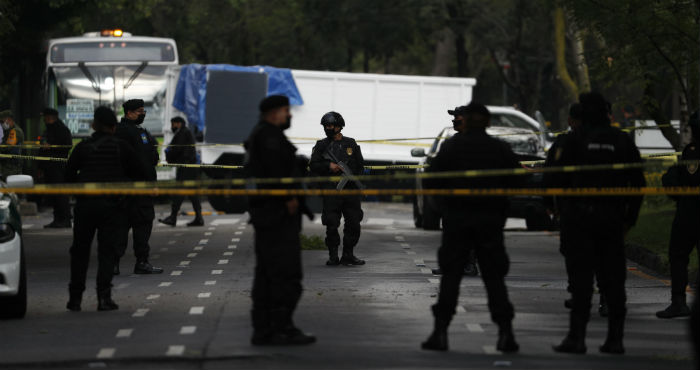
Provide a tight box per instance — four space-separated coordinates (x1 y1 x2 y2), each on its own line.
329 162 342 173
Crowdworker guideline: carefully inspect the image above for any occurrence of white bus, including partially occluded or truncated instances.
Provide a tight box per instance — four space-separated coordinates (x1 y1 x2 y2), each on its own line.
45 29 178 136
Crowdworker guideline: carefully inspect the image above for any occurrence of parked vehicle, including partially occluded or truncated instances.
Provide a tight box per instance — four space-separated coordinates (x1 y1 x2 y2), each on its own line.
410 122 555 231
0 175 35 319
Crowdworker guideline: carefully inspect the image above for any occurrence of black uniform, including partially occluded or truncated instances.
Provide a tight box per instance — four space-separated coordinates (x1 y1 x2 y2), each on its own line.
245 120 304 335
39 119 73 225
662 142 700 300
115 117 159 263
554 123 644 353
428 128 521 329
65 132 146 299
309 136 364 262
165 126 202 218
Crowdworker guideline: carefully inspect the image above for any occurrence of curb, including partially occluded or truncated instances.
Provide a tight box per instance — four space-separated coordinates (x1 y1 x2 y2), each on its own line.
626 242 698 288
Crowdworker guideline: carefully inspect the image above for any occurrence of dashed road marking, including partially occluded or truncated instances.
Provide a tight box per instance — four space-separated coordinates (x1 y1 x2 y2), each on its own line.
180 326 197 335
166 345 185 356
160 247 169 252
189 306 205 315
116 329 133 338
22 224 34 230
483 345 498 355
175 233 183 237
237 226 246 230
146 294 160 300
208 227 216 231
194 246 204 251
406 251 416 255
151 254 161 259
96 348 115 359
420 268 432 274
400 243 410 248
198 292 211 298
234 231 243 235
231 238 240 242
168 240 176 245
132 308 149 317
228 245 237 250
187 253 198 258
114 283 130 290
211 218 240 226
414 259 426 267
171 271 183 276
395 236 405 241
218 259 229 265
158 282 173 287
198 239 209 244
211 270 223 275
179 261 191 266
466 323 484 333
204 280 217 285
223 251 234 256
428 278 440 284
204 232 213 236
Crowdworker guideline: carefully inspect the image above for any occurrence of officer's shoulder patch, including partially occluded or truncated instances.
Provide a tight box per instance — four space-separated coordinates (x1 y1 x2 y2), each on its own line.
554 147 563 161
346 146 353 156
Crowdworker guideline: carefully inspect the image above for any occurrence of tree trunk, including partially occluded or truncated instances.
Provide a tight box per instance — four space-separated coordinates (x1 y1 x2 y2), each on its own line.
553 6 578 102
454 32 468 77
571 29 591 93
642 77 682 151
430 29 453 76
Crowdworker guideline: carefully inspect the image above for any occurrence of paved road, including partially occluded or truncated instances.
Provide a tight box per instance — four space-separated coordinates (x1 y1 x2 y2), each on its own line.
1 202 695 369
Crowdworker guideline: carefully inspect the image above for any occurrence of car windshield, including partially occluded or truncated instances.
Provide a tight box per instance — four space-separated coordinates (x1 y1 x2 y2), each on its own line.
491 113 536 131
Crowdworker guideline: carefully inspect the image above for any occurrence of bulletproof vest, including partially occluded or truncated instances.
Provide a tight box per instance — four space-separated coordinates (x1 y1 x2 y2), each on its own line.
77 135 127 183
570 126 630 189
325 138 360 174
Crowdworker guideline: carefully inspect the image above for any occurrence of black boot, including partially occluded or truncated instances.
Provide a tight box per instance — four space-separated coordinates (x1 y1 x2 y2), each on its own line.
134 260 164 274
66 289 82 312
564 298 573 309
97 289 119 311
598 294 609 317
421 317 450 351
464 262 479 276
326 246 340 266
599 315 625 354
340 248 365 266
158 214 177 227
250 309 271 345
656 294 691 319
261 309 316 346
496 321 519 353
187 216 204 227
553 313 587 354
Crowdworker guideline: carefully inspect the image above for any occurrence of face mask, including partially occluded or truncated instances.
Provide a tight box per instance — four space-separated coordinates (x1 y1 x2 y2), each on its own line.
1 122 9 130
324 128 336 138
452 119 462 130
136 113 146 125
280 116 291 130
171 126 179 134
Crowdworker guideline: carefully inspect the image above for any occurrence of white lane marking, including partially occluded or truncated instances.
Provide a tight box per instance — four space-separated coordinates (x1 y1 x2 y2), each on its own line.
187 253 198 258
132 308 149 317
146 294 160 300
22 224 34 230
395 236 405 241
231 238 240 242
483 345 498 355
466 323 484 333
457 306 466 313
168 240 176 245
234 231 243 235
420 268 432 274
367 218 394 225
414 259 426 267
96 348 115 359
166 345 185 357
179 261 191 266
218 259 229 265
204 232 213 236
204 280 216 285
400 243 410 248
237 226 246 230
180 326 197 335
151 254 161 260
175 233 183 237
189 306 205 315
160 247 169 252
406 251 417 255
211 218 240 226
228 245 237 250
428 278 440 284
158 282 173 287
208 227 216 231
114 283 130 290
116 329 133 338
198 292 212 298
211 270 223 275
193 246 204 251
223 251 233 256
171 271 183 276
198 239 209 244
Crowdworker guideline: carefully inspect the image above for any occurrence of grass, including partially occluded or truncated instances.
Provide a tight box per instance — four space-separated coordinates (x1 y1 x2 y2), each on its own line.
626 196 698 275
300 234 326 251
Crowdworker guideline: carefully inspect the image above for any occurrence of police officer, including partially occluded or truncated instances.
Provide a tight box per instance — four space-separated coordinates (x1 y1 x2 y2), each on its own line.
0 110 23 179
422 103 520 353
158 116 204 227
656 110 700 319
552 92 645 355
245 95 315 346
40 108 73 228
114 99 163 275
309 112 365 266
545 103 607 316
65 106 147 311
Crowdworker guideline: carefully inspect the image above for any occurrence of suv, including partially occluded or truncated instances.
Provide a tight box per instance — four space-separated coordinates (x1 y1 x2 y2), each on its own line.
0 175 34 319
411 112 555 231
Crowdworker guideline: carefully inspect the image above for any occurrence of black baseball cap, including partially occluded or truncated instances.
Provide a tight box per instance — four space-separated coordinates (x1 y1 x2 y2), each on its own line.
448 102 490 117
42 108 59 116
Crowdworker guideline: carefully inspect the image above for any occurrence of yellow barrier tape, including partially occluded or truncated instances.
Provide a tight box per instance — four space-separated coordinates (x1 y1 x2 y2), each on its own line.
2 186 697 197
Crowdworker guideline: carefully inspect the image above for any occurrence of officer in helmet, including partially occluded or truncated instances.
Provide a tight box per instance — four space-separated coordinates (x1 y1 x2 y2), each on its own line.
309 112 366 266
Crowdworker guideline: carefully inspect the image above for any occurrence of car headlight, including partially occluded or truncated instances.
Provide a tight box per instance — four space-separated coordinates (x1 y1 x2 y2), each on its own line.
0 224 16 243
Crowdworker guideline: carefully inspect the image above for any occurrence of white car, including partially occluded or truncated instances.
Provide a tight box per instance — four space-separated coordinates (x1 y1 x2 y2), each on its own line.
0 175 34 319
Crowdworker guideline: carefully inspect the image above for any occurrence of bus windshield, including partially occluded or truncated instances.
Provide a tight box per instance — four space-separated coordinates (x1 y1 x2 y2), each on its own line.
50 41 176 63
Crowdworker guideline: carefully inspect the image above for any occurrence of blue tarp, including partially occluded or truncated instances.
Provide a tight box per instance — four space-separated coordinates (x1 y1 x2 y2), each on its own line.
172 64 304 132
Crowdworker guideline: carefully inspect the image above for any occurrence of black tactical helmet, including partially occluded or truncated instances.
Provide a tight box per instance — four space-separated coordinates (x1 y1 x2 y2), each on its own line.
320 111 345 127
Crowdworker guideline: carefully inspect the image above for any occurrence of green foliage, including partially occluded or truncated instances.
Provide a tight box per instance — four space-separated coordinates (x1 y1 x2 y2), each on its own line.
300 234 326 251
